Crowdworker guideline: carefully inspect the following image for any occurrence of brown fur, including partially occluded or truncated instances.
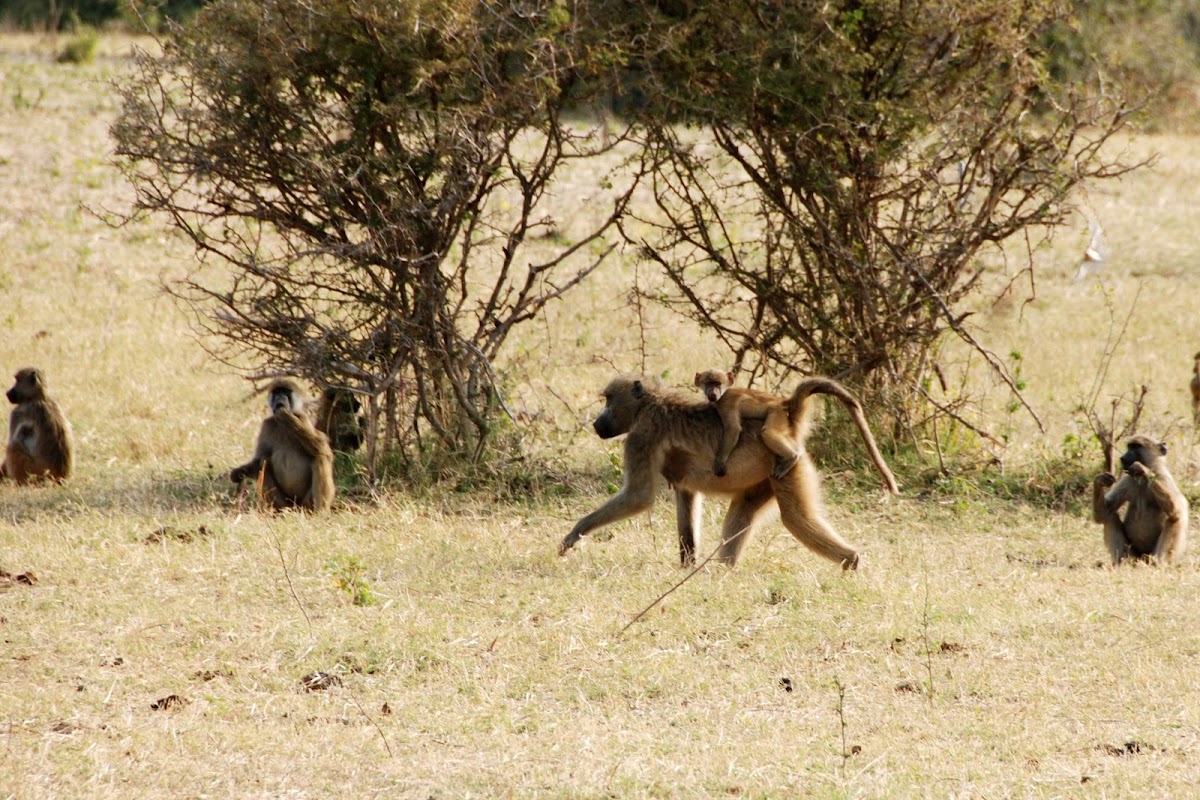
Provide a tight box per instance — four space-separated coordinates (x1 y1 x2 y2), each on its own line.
313 387 364 452
560 375 900 569
0 368 73 485
1093 435 1188 565
1191 352 1200 424
231 378 335 512
695 369 801 479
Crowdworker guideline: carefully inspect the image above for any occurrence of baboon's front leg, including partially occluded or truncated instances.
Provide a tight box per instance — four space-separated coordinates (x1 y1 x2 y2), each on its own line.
714 480 775 566
713 406 741 477
1091 472 1117 523
675 489 702 567
1094 472 1131 564
559 483 657 555
231 455 266 484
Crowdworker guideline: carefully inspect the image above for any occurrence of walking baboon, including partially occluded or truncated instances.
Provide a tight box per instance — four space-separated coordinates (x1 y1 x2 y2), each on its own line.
1092 435 1188 565
694 369 800 479
0 368 73 485
313 387 364 452
231 378 335 512
1190 353 1200 424
560 374 900 568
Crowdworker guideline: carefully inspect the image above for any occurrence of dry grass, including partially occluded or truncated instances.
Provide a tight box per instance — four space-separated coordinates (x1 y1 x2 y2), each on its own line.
3 38 1200 798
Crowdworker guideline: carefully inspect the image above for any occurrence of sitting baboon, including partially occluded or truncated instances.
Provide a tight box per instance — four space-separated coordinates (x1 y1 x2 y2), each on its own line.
1092 435 1188 565
695 369 800 479
313 387 364 452
0 368 73 485
560 374 900 569
1190 353 1200 424
231 378 335 512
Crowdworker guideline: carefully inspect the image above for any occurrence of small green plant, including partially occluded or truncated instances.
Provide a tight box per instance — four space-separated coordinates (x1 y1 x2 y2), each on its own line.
57 15 99 65
12 85 45 110
325 556 376 607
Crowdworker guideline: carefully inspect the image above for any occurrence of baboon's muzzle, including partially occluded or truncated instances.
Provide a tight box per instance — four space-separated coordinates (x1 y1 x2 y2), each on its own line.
593 415 618 439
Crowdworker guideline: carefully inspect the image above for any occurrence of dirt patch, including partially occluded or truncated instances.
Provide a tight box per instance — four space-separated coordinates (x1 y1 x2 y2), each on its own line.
299 671 342 692
143 525 212 544
1099 740 1159 757
0 569 38 591
150 694 188 711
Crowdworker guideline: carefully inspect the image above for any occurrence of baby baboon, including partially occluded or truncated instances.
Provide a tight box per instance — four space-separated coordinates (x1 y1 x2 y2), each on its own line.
694 368 800 479
1190 353 1200 424
313 387 364 452
0 368 73 485
560 374 900 569
231 378 335 512
1092 435 1188 565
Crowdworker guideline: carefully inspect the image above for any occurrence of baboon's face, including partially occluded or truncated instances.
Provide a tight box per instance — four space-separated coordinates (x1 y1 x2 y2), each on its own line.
7 369 45 405
1120 435 1167 471
267 379 304 415
693 370 730 404
592 377 646 439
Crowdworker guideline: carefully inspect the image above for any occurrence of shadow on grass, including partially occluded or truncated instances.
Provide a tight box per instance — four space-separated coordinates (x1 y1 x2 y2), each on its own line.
0 455 607 523
0 467 236 521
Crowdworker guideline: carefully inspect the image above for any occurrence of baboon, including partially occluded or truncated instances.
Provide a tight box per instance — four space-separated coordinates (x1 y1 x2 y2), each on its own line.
231 378 335 512
0 368 73 485
694 369 800 479
1190 353 1200 424
313 387 364 452
560 374 900 569
1092 435 1188 565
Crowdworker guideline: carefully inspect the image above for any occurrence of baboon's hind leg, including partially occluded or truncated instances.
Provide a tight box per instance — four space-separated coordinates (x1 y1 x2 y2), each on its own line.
773 457 860 569
760 409 800 480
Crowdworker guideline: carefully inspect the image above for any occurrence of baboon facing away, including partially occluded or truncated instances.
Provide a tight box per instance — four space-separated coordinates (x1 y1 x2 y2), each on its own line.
1190 353 1200 424
231 378 335 511
561 374 900 569
1 367 73 485
1092 435 1188 565
694 368 801 479
313 387 364 452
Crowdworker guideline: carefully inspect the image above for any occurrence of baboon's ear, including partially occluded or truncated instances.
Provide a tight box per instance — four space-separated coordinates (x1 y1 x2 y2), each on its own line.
726 371 734 384
632 380 644 399
693 373 701 385
1159 442 1169 456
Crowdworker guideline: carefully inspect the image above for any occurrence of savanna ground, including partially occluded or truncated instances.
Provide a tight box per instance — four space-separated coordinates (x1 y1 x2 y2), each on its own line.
3 33 1200 798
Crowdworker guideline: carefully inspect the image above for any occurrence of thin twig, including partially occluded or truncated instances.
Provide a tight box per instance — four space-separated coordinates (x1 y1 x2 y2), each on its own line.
1085 282 1142 411
343 684 393 757
266 526 314 639
618 525 752 635
920 549 935 706
834 674 851 775
885 240 1045 434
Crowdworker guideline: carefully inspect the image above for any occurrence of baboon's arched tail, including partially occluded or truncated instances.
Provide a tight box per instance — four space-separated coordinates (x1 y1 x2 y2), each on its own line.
787 378 901 495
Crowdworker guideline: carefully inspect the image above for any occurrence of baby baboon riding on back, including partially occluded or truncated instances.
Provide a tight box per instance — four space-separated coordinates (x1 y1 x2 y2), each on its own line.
694 369 802 479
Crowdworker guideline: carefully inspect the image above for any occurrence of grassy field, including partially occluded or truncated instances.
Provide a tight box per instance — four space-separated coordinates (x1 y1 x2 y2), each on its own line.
4 35 1200 798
